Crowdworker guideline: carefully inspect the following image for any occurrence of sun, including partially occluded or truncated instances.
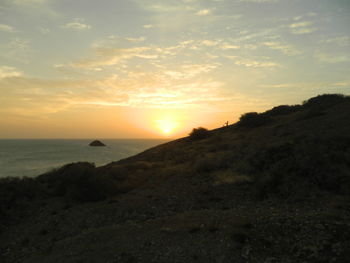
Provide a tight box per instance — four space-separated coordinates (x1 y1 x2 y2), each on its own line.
156 119 178 136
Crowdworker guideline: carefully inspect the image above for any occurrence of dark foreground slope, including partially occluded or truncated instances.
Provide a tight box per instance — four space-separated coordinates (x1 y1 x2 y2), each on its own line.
1 94 350 263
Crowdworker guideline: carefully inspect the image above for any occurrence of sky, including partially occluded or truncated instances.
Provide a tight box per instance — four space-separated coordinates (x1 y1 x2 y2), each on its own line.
0 0 349 138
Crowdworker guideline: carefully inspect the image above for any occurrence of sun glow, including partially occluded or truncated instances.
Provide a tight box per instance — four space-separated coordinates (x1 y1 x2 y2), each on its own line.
156 118 179 136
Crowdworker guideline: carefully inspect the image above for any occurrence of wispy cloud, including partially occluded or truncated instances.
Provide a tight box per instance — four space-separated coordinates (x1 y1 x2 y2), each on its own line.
125 37 146 42
70 47 156 69
0 38 31 62
38 26 50 34
263 41 301 55
0 66 22 79
315 51 350 63
239 0 279 3
290 21 313 28
320 36 350 47
196 9 212 16
0 69 233 118
164 63 219 80
292 27 317 35
1 0 59 18
61 18 91 31
201 40 220 46
289 21 317 34
260 80 350 91
227 56 280 68
0 24 16 33
143 24 155 29
220 43 240 50
135 0 218 30
10 0 47 5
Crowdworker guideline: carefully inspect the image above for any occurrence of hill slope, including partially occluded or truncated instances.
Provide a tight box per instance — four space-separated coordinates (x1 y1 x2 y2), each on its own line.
1 94 350 263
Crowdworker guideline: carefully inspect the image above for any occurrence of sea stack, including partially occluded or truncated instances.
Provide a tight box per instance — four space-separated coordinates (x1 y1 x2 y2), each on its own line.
89 140 106 147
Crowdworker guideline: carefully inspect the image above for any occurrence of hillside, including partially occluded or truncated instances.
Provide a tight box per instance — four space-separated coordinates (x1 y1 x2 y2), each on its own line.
1 94 350 263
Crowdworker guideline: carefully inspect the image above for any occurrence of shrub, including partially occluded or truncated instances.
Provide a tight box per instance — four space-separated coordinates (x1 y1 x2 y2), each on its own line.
264 105 301 116
189 127 210 140
194 153 224 173
38 162 119 202
302 94 349 109
0 177 45 226
249 138 350 199
238 112 272 128
0 177 44 204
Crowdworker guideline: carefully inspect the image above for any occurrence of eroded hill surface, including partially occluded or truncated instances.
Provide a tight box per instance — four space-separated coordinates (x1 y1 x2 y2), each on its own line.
1 94 350 263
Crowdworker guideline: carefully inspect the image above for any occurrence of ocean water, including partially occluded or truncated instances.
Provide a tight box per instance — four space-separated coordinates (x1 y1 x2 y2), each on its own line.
0 139 168 178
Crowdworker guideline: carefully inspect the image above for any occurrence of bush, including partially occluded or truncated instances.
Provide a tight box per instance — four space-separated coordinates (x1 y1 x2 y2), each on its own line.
189 127 210 140
0 177 45 226
38 162 119 202
264 105 301 116
302 94 349 109
0 177 44 204
248 138 350 199
238 112 272 128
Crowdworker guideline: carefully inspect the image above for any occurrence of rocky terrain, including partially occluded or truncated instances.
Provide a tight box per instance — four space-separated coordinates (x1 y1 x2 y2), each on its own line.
1 94 350 263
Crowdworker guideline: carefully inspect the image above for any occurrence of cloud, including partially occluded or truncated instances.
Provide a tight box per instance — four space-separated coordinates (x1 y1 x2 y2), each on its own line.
0 68 234 118
12 0 47 4
92 35 148 49
239 0 279 3
0 66 22 79
231 28 277 43
320 36 349 47
228 56 280 68
0 0 59 18
201 40 219 46
38 26 50 34
263 41 301 55
61 18 91 31
0 76 131 117
289 21 317 34
290 21 313 28
315 52 350 63
260 81 350 92
142 1 194 12
196 9 212 16
291 27 317 34
70 47 156 69
164 63 219 80
3 0 47 6
0 24 16 32
64 37 203 71
143 24 154 29
135 0 218 31
220 43 240 50
333 81 350 87
0 38 31 62
125 37 146 42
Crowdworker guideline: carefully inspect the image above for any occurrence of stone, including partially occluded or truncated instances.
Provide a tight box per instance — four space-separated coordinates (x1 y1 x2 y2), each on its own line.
89 140 106 147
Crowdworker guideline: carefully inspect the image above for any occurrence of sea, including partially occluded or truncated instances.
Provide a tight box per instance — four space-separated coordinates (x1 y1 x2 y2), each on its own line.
0 139 168 178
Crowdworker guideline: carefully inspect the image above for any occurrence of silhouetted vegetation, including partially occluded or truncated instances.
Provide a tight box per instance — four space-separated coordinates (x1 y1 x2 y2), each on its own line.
264 105 301 116
297 94 350 120
189 127 210 140
38 162 119 202
237 136 350 199
238 112 272 127
0 177 45 228
302 93 349 109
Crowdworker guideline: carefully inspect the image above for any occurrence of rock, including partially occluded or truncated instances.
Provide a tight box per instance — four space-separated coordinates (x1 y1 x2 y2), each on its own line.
89 140 106 147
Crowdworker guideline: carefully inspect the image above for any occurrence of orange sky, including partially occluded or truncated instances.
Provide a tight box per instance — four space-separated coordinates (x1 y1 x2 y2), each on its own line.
0 0 349 138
